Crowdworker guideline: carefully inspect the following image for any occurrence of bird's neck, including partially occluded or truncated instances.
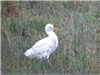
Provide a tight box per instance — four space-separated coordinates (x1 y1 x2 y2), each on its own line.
46 31 58 41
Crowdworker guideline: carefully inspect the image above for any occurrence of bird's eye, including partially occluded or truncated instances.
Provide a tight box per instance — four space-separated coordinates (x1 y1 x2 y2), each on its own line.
49 27 52 29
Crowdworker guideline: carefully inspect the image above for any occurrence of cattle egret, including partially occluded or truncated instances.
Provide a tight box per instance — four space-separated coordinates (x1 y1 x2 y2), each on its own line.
24 23 58 60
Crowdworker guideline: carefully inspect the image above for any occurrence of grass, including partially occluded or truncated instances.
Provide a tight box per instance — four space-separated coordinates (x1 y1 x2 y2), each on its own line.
1 1 100 74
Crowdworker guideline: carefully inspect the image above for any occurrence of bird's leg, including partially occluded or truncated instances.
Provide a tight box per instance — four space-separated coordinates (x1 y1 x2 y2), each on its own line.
47 59 54 67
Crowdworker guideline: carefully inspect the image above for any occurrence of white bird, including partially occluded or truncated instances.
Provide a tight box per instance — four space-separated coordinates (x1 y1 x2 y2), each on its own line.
24 23 58 60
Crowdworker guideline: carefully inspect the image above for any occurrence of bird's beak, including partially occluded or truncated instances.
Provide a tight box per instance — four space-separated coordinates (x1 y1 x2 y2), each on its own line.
52 27 57 31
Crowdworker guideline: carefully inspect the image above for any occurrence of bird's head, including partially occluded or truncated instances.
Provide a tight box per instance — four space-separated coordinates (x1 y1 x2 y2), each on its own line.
45 23 57 32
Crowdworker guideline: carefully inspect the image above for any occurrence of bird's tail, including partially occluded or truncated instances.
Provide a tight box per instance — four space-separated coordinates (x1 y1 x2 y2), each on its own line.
24 48 33 58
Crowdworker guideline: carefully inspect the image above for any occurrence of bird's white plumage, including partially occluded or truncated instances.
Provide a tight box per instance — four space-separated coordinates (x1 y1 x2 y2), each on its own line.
24 23 58 59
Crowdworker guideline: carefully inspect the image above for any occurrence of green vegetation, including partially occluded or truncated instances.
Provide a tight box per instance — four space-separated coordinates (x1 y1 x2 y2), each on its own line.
1 1 100 74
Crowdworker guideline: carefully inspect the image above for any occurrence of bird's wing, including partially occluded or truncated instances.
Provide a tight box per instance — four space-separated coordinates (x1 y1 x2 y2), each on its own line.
31 37 52 54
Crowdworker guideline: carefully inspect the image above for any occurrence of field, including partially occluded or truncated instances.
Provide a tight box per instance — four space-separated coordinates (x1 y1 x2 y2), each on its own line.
1 1 100 74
